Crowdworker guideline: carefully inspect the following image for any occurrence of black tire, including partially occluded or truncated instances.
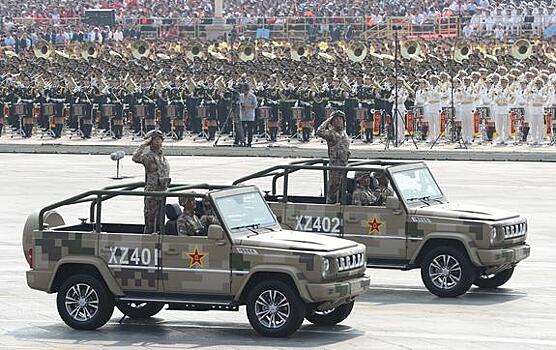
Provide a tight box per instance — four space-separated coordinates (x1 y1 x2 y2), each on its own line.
246 279 306 337
421 246 476 298
473 267 514 289
56 274 114 330
116 301 165 319
305 301 354 326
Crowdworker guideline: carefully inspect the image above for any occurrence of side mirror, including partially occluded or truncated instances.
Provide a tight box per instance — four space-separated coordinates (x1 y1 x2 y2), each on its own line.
207 224 225 240
385 196 400 210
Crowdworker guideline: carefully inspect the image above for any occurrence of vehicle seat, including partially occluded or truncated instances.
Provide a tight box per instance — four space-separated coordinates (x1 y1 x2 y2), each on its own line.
369 174 380 191
165 203 182 235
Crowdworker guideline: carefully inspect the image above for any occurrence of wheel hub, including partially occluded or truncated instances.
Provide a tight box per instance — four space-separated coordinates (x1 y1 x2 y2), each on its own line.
78 297 87 308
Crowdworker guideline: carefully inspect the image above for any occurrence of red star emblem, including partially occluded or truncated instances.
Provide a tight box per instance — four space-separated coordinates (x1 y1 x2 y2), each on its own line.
368 218 383 234
188 248 206 268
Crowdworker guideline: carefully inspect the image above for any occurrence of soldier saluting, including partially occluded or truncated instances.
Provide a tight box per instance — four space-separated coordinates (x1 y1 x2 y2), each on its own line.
132 129 171 233
316 110 350 204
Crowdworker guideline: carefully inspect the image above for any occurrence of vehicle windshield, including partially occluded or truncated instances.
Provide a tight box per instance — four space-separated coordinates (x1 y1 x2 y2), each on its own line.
391 167 443 203
213 190 276 233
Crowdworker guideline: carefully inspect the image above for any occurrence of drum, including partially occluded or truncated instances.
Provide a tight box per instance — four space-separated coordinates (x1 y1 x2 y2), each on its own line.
420 121 429 139
165 105 177 118
299 120 313 128
72 104 87 116
42 103 56 116
355 107 368 121
102 104 116 117
135 105 149 118
197 105 207 119
291 107 304 120
14 104 26 116
23 116 34 125
258 106 271 120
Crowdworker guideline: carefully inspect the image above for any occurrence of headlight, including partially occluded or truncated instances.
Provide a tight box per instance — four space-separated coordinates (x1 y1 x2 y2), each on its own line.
321 257 331 278
490 226 498 245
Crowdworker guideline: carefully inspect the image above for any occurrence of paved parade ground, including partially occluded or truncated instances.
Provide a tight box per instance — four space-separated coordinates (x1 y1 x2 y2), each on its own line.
1 154 555 349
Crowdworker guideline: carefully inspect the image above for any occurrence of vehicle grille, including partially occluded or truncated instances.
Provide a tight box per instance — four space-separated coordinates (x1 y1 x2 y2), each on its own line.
503 221 527 240
337 253 365 272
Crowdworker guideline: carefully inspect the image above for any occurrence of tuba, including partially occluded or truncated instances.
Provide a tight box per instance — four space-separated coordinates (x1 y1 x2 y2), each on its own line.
347 41 368 62
291 43 310 61
400 40 421 59
80 42 99 59
454 42 472 61
33 40 53 59
238 43 256 62
131 40 150 59
511 39 532 60
186 42 204 60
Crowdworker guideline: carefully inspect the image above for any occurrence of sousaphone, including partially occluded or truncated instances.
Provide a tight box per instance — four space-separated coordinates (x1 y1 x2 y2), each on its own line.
131 40 150 59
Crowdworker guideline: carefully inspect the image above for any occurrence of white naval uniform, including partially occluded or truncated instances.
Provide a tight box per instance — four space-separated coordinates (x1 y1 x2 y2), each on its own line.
424 85 441 142
493 85 511 143
459 85 475 143
527 87 548 144
389 87 408 144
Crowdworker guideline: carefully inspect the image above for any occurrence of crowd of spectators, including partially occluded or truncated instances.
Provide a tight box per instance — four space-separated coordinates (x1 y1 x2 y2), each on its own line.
1 0 556 46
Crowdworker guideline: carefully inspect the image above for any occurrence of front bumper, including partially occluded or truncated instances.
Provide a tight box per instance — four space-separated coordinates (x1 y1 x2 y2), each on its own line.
304 275 370 303
476 243 530 266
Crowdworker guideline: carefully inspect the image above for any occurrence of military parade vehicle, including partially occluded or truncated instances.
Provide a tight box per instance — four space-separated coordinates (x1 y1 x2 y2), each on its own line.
22 182 369 337
234 159 530 297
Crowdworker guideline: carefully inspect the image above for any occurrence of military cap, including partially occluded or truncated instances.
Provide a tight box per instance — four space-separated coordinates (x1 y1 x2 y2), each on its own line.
354 171 370 180
145 129 164 140
179 195 196 207
330 110 345 120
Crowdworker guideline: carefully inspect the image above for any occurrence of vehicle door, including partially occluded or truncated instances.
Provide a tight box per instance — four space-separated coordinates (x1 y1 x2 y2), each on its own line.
343 189 408 264
280 169 343 237
97 194 162 293
161 202 231 295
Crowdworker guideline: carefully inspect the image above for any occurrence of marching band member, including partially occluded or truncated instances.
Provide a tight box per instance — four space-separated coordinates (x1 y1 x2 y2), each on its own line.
527 78 548 145
493 76 511 145
424 75 441 143
460 76 475 144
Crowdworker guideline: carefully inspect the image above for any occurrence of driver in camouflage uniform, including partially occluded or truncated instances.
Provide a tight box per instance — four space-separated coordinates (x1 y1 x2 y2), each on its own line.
177 196 205 236
316 110 351 204
351 171 377 206
372 171 395 206
132 129 171 233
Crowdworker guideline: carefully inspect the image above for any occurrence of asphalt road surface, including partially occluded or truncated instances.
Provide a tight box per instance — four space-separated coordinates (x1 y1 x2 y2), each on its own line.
1 154 555 349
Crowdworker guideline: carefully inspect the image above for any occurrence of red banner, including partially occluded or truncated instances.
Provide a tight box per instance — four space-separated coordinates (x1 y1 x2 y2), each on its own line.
440 111 446 134
510 111 517 136
406 111 414 134
546 112 552 136
473 110 480 135
373 111 381 135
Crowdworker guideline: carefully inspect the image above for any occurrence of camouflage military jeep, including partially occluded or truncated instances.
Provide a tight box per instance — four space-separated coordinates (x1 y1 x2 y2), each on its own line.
22 182 369 337
234 159 530 298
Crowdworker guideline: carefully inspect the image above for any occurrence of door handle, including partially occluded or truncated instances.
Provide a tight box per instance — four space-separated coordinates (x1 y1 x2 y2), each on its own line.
216 240 227 246
392 210 402 215
165 248 179 255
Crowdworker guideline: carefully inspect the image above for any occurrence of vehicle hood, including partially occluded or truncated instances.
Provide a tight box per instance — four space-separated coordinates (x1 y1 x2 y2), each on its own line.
412 203 519 222
237 230 358 252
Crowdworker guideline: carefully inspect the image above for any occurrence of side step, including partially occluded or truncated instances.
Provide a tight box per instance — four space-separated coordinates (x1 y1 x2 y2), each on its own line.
367 259 412 271
118 293 239 312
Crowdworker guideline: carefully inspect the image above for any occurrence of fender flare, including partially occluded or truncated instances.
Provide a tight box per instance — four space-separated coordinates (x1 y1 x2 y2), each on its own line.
409 233 480 267
49 256 124 296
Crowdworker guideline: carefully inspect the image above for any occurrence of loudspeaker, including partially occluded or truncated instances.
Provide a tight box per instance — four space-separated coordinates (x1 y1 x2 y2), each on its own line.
84 9 116 26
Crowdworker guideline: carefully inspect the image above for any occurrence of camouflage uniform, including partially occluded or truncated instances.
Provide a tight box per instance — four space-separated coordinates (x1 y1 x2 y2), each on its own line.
177 211 205 236
373 187 395 206
200 202 219 228
132 143 171 233
352 184 377 206
316 116 351 204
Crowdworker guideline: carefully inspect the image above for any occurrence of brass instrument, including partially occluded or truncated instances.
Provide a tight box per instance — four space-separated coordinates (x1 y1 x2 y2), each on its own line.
80 42 99 59
347 41 368 63
33 40 53 59
454 42 472 61
238 43 256 62
131 40 150 59
511 39 532 60
400 40 421 60
186 42 204 60
291 44 310 61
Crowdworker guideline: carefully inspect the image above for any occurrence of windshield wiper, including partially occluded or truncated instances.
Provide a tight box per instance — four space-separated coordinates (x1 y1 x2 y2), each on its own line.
230 223 260 234
406 196 432 206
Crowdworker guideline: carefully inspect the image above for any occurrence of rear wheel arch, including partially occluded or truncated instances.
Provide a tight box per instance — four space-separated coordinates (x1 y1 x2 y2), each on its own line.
50 260 123 296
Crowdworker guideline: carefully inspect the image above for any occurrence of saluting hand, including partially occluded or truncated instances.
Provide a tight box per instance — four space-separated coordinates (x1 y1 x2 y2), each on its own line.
143 137 152 146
